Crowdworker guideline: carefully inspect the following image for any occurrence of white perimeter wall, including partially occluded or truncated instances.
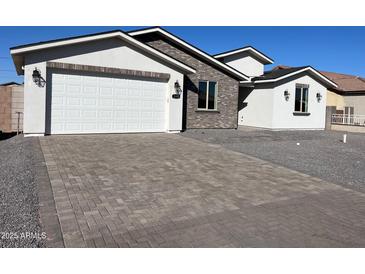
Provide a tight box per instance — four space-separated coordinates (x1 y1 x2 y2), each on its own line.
239 74 328 129
23 38 185 134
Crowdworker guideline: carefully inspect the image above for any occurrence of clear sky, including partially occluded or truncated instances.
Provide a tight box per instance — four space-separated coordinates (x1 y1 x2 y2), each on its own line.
1 26 365 83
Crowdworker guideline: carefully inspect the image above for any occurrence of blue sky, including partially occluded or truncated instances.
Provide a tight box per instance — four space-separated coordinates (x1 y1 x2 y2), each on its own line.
1 26 365 83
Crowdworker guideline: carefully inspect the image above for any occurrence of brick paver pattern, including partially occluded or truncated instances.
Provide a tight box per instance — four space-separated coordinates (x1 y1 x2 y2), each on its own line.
39 134 365 247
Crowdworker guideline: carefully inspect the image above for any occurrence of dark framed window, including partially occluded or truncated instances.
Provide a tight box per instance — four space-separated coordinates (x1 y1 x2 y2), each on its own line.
294 84 309 113
198 80 217 110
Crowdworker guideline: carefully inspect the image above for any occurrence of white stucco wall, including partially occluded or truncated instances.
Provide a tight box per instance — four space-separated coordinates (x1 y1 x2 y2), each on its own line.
221 52 264 77
23 38 185 134
239 74 328 130
271 75 327 129
238 87 274 128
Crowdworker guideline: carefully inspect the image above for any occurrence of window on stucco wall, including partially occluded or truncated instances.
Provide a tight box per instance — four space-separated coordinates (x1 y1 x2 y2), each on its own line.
294 84 309 113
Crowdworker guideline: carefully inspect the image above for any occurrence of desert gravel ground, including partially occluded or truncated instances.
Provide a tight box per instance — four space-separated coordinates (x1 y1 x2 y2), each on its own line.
181 128 365 193
0 135 46 247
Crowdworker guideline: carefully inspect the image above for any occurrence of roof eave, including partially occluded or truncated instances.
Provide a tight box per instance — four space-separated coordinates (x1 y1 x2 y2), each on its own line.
129 27 250 81
11 54 24 75
214 47 274 65
251 67 338 89
10 30 196 76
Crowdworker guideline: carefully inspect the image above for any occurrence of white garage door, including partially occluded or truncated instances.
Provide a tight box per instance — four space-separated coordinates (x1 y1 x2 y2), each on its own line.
50 72 167 134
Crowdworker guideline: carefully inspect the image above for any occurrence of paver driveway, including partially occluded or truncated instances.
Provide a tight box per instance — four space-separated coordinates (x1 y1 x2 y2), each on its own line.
39 134 365 247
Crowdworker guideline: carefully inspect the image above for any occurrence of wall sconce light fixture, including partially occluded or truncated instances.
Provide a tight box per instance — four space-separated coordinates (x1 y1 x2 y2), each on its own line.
32 68 45 87
284 90 290 101
316 92 322 102
32 68 41 83
172 80 182 99
174 80 182 93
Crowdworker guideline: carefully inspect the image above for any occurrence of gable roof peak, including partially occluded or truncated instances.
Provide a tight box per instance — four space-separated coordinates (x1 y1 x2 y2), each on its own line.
129 27 250 81
251 65 337 89
213 45 274 65
10 28 196 75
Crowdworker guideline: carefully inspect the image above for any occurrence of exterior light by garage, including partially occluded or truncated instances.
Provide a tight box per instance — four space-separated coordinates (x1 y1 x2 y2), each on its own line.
32 68 45 87
316 92 322 102
172 80 182 99
284 89 290 101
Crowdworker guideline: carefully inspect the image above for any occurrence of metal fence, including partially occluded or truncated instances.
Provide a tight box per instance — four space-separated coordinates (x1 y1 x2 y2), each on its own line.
331 114 365 127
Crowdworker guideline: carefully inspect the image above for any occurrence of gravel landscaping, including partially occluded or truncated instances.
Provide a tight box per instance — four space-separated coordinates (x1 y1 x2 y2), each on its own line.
181 128 365 193
0 135 46 247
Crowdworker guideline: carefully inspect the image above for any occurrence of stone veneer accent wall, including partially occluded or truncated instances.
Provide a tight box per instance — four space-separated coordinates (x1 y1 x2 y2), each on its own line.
138 35 240 129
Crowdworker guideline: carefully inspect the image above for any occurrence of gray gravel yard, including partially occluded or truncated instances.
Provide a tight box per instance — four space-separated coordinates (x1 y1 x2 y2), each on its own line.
0 136 46 247
181 128 365 193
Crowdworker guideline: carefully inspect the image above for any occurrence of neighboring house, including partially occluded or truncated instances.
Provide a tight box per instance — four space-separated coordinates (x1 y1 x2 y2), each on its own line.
320 70 365 116
0 82 24 133
9 27 338 135
235 65 337 130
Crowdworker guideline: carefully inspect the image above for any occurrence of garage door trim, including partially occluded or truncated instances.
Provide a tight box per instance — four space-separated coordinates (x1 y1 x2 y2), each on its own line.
46 61 171 81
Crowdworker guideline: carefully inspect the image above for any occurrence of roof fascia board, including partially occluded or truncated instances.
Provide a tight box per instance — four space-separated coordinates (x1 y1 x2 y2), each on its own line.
10 32 121 55
250 67 338 88
129 27 250 81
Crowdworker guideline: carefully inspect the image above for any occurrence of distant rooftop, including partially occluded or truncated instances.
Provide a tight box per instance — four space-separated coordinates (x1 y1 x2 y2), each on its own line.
253 66 308 81
320 70 365 92
0 81 22 86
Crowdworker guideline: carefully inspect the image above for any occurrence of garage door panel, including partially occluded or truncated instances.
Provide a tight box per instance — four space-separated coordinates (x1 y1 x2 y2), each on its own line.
52 83 65 92
52 123 64 132
66 109 81 118
66 74 82 84
100 87 113 96
82 123 98 131
52 96 65 105
65 122 82 131
114 99 127 107
98 122 113 131
51 72 167 134
99 77 113 86
52 109 64 119
67 97 81 106
82 110 97 119
67 85 81 94
83 75 97 84
98 110 113 119
82 98 97 106
99 98 113 107
83 86 98 95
